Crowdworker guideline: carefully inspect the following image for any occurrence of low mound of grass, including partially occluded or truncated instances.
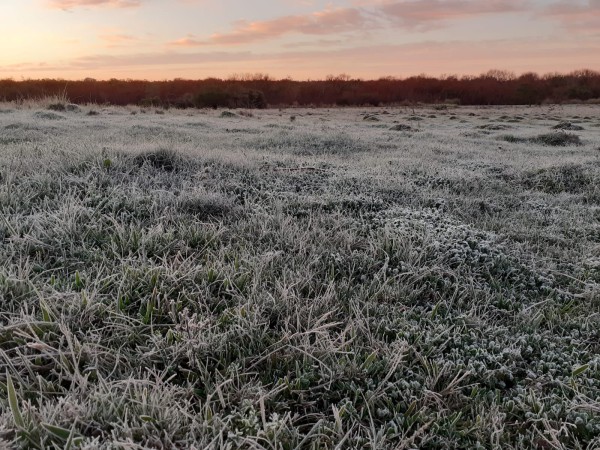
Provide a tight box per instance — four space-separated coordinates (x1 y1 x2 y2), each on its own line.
133 148 181 172
178 192 235 220
498 134 527 143
477 123 511 131
33 111 65 120
251 130 367 156
552 121 584 131
531 132 582 146
47 103 66 112
522 163 597 194
389 124 417 132
363 114 380 121
498 133 582 146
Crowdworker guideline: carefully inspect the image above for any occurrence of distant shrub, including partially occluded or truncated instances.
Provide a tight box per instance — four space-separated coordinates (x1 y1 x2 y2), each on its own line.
139 97 161 107
244 90 267 109
174 93 195 108
195 90 231 109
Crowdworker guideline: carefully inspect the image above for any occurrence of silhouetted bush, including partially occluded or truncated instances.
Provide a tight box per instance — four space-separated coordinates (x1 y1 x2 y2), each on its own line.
194 89 231 109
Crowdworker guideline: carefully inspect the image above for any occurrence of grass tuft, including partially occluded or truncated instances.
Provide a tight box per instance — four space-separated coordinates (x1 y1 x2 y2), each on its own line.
133 147 181 171
531 132 582 146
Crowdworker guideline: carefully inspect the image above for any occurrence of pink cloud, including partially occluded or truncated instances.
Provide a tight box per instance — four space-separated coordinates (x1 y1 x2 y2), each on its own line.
169 7 370 46
45 0 141 9
169 0 532 47
540 0 600 35
379 0 527 29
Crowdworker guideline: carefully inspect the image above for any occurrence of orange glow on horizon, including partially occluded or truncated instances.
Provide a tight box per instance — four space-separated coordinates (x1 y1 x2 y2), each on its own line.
1 0 598 81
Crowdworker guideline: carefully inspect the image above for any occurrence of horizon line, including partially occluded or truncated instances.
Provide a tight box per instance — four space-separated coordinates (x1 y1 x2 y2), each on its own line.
2 68 600 83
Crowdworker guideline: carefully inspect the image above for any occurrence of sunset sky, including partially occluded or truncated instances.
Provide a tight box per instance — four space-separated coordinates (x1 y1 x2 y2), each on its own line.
1 0 598 80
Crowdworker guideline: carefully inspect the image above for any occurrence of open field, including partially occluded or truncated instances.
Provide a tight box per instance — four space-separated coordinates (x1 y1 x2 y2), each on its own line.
0 103 599 449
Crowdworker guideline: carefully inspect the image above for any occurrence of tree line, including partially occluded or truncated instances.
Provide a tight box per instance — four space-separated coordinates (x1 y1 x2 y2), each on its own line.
1 70 599 108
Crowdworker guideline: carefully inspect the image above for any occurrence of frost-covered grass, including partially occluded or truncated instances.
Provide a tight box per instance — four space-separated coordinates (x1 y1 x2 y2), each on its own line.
0 103 599 449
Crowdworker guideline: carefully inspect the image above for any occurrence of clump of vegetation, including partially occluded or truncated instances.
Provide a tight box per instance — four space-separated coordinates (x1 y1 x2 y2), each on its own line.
498 134 527 143
531 132 582 146
178 192 235 220
498 132 582 146
195 89 266 109
389 124 416 132
47 103 66 112
363 114 380 121
133 147 181 171
522 163 596 194
251 130 367 155
33 111 65 120
477 123 511 130
552 121 584 131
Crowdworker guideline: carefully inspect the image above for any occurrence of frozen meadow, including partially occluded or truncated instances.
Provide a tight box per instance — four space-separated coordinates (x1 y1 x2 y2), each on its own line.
0 102 599 448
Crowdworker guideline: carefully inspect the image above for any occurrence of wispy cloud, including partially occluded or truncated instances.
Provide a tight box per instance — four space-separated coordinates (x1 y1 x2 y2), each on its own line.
540 0 600 35
6 37 598 77
169 7 371 46
45 0 141 10
379 0 528 30
100 33 137 43
45 0 199 8
283 39 345 49
169 0 531 47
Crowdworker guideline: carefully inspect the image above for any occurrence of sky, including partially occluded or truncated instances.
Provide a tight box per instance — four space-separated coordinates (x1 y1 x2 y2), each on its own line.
1 0 599 80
